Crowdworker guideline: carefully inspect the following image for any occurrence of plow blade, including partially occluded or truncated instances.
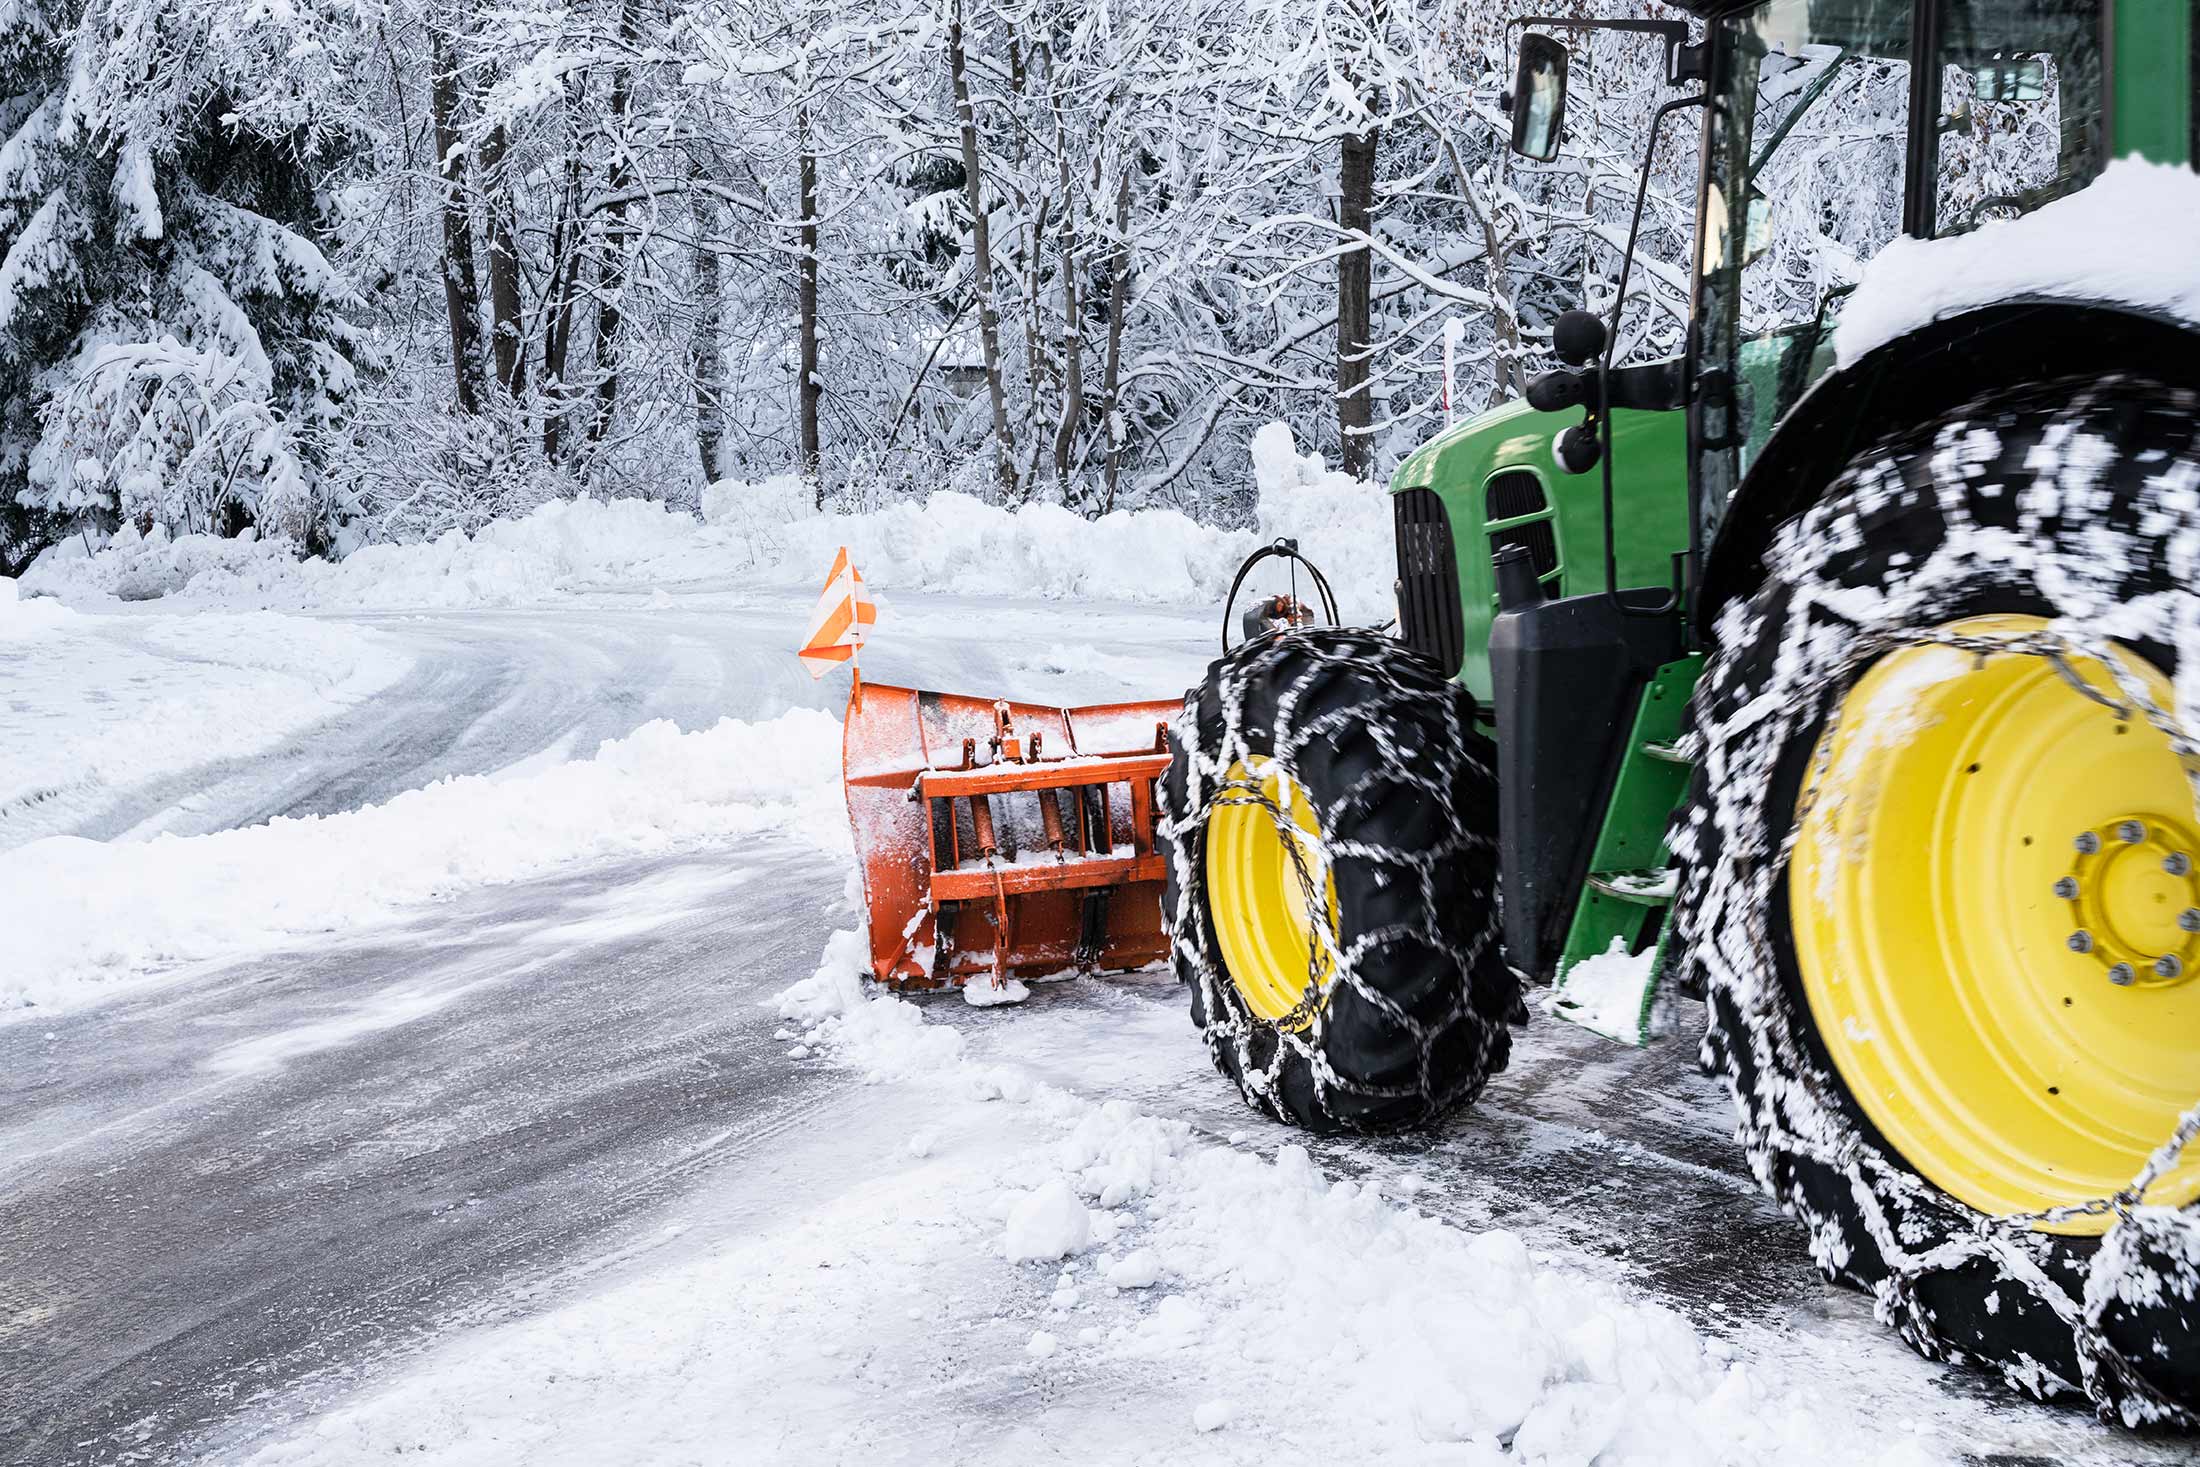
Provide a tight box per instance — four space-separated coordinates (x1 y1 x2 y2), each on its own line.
844 683 1181 989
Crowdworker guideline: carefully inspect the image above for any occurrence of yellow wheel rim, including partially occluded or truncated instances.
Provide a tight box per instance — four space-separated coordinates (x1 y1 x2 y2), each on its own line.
1206 758 1338 1031
1792 615 2200 1235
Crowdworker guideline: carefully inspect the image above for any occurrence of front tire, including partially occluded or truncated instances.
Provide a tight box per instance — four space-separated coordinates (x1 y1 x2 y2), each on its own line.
1672 375 2200 1424
1157 627 1520 1134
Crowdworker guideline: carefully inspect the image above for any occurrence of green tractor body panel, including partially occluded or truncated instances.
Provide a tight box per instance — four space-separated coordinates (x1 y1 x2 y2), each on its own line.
2112 3 2193 164
1389 402 1690 708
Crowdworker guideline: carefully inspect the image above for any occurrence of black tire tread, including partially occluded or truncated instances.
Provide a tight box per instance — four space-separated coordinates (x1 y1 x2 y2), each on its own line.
1158 627 1518 1135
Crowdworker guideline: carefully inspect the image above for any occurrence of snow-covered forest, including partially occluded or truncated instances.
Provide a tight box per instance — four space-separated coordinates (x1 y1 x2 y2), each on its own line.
0 0 1716 571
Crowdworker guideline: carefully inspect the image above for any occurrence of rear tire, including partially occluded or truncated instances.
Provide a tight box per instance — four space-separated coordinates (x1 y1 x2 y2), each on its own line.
1672 374 2200 1424
1158 627 1520 1134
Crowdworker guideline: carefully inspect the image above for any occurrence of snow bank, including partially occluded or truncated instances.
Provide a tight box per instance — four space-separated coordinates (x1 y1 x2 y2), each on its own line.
238 923 1957 1464
751 941 1955 1466
0 583 410 850
1836 159 2200 366
0 708 845 1021
22 426 1399 622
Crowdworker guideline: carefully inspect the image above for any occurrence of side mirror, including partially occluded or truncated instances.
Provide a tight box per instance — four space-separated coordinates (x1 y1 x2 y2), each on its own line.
1508 34 1569 161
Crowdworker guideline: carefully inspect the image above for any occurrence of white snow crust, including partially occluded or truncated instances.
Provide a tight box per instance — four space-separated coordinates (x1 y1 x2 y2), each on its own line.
1836 160 2200 367
0 707 845 1022
0 579 410 850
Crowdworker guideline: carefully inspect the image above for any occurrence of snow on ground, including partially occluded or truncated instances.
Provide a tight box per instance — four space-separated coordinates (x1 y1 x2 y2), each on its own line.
228 929 1952 1467
1836 159 2200 366
17 423 1396 624
0 707 845 1023
0 579 410 851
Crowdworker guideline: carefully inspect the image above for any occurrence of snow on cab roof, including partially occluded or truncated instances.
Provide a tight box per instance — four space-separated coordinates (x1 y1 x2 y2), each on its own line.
1834 159 2200 369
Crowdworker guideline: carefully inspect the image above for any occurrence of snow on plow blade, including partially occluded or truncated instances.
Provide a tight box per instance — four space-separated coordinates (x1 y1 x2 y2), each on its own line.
844 683 1179 990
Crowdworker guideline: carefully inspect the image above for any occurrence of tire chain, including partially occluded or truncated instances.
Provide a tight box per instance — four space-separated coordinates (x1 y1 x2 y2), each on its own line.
1684 602 2200 1424
1158 629 1500 1126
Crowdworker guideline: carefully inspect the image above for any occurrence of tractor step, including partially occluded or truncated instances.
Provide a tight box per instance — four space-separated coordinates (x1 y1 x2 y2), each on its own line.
1547 655 1704 1047
1584 867 1678 905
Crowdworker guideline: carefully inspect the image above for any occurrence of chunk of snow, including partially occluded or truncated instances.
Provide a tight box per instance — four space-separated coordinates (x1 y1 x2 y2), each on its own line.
1192 1399 1234 1433
1105 1249 1160 1289
962 977 1030 1008
1003 1180 1091 1263
1836 160 2200 367
907 1128 940 1159
1025 1330 1057 1359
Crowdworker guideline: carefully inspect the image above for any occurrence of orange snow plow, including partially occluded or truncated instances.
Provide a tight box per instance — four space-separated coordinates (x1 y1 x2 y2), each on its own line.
843 683 1180 991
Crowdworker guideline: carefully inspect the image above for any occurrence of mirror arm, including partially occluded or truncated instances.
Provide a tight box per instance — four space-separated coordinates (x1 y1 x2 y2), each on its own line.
1605 359 1685 413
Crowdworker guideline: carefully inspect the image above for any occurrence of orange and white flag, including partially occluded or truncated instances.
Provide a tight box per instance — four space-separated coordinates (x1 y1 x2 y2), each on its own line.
798 545 878 678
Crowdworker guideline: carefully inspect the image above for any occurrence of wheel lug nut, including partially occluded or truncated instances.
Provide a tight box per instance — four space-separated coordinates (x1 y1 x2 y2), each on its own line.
2168 853 2193 876
2158 955 2186 979
2109 962 2137 986
2076 831 2102 854
2119 820 2148 844
2069 930 2095 953
2182 909 2200 933
2054 876 2080 899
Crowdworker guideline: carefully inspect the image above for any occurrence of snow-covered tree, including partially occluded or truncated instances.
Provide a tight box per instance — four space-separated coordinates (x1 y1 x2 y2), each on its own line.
0 0 369 568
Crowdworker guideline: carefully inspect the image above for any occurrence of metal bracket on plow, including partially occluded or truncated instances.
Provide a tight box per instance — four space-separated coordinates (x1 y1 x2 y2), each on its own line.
843 683 1179 991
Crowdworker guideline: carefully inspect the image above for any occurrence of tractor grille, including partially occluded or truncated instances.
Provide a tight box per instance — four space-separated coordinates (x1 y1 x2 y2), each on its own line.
1486 471 1558 588
1393 488 1465 677
1486 472 1547 521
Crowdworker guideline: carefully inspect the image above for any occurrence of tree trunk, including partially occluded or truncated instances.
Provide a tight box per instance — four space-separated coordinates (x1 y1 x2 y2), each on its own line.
1049 86 1082 493
477 123 525 398
947 0 1017 499
1098 162 1131 513
797 104 821 500
691 157 726 484
584 0 642 451
541 79 586 461
1336 122 1379 479
430 29 485 416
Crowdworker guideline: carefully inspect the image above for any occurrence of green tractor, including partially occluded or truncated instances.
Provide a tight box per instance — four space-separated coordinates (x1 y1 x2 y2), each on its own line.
1159 0 2200 1424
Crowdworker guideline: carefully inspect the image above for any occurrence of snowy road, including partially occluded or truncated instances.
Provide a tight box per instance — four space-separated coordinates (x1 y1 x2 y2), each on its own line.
2 588 2190 1465
0 589 1216 1465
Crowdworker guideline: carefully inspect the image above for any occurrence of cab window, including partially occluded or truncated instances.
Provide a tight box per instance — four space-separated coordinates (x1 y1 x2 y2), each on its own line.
1932 0 2106 234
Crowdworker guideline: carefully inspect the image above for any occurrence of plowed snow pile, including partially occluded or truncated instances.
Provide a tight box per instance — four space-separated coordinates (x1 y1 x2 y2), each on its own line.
0 708 846 1022
233 930 1951 1467
21 423 1396 622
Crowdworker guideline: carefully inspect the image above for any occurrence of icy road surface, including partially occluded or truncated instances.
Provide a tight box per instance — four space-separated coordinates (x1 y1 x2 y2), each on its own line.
0 588 2188 1466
